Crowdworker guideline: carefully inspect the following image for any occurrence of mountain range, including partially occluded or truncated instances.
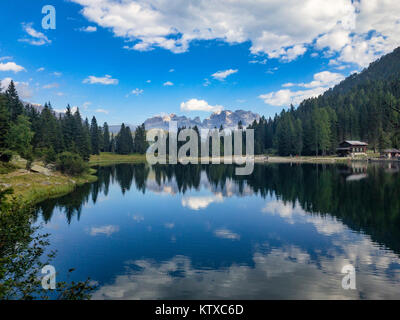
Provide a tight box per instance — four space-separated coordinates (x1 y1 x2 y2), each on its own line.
108 110 260 134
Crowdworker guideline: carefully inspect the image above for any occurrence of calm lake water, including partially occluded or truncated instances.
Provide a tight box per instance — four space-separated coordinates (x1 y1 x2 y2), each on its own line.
35 162 400 299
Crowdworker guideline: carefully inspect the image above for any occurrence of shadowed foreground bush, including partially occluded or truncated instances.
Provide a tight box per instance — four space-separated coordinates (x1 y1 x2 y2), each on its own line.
0 188 96 299
55 152 89 176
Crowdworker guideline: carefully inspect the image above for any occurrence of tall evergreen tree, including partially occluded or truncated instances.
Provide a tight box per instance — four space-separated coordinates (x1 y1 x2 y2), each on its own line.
5 80 24 122
74 108 91 160
103 122 110 152
0 95 10 150
90 116 100 155
62 105 76 151
133 124 148 154
116 123 133 154
7 115 34 159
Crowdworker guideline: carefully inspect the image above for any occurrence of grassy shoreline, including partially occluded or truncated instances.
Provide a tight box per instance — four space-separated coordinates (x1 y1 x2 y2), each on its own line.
0 167 97 206
89 152 381 165
0 152 148 206
89 152 147 165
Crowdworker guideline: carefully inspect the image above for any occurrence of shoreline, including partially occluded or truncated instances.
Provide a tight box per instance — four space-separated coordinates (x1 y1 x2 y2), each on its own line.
2 153 397 206
89 153 147 165
255 156 399 163
0 167 97 206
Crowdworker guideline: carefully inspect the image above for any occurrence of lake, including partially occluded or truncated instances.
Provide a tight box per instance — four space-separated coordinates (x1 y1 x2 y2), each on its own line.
35 162 400 299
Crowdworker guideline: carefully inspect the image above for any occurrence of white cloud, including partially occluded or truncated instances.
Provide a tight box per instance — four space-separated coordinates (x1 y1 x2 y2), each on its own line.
163 81 174 86
80 26 97 32
180 98 223 113
282 82 295 88
146 80 151 83
54 106 78 114
19 23 51 46
169 68 175 72
133 215 144 222
262 200 305 219
214 228 240 240
52 72 62 77
249 59 267 65
203 78 211 87
71 0 400 67
0 77 32 99
83 101 91 110
96 108 109 114
316 29 350 52
127 88 144 96
296 71 345 89
0 56 13 61
211 69 238 81
259 71 345 106
282 45 307 62
0 62 25 73
181 194 223 210
259 88 325 107
36 67 45 72
164 223 175 229
42 83 59 89
83 75 118 85
88 225 119 236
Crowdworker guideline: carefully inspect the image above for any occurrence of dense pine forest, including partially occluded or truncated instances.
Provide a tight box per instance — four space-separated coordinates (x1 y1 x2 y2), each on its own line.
0 80 148 174
250 47 400 156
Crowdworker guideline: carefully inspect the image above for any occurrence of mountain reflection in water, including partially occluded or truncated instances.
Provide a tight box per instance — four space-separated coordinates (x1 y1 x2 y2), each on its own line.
35 162 400 299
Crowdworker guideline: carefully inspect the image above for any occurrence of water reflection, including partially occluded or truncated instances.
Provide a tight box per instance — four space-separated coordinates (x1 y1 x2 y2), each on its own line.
35 162 400 299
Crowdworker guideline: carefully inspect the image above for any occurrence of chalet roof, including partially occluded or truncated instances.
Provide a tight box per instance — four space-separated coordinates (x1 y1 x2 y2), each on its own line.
342 140 368 146
383 148 400 153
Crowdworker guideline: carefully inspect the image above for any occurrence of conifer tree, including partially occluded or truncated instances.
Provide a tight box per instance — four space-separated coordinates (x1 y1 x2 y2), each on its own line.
133 124 148 154
103 122 110 152
74 108 91 160
0 95 10 150
90 116 100 155
5 80 24 122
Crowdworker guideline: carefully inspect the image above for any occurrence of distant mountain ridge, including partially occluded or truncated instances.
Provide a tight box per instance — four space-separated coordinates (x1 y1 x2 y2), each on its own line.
108 110 260 134
24 103 260 133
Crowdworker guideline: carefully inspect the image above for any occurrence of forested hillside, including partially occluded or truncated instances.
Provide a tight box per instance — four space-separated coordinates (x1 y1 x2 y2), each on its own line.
250 47 400 156
0 80 148 171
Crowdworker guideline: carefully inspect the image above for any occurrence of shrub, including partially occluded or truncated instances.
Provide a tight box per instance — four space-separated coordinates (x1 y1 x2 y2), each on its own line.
43 147 57 164
55 152 89 176
0 149 14 162
0 162 17 174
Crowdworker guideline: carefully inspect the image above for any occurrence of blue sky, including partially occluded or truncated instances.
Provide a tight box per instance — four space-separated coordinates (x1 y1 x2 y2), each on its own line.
0 0 398 125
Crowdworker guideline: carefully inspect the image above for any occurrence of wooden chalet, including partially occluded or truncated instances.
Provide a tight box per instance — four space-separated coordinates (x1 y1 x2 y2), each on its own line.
381 148 400 159
336 140 368 157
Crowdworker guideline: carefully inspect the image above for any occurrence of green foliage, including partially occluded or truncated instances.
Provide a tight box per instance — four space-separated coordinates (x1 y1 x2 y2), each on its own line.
103 122 111 152
43 147 57 164
0 149 13 163
55 152 89 176
90 116 100 155
0 161 16 174
116 123 134 154
6 115 34 159
133 123 149 154
5 80 24 122
0 95 10 150
0 189 96 300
